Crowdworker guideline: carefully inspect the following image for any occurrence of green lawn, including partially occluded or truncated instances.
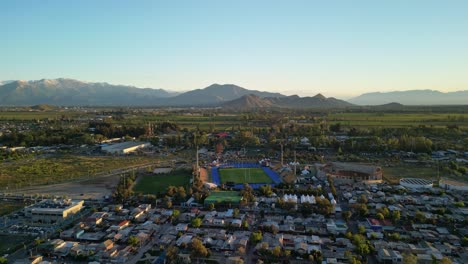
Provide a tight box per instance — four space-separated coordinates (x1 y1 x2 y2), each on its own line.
133 171 191 194
204 191 242 206
219 168 273 184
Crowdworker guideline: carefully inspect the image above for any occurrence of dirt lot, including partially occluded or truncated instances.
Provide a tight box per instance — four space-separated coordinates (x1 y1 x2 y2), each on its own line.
14 174 120 200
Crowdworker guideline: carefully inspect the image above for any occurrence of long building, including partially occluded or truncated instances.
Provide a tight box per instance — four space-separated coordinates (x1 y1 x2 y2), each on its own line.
25 199 84 224
319 162 383 183
101 141 151 154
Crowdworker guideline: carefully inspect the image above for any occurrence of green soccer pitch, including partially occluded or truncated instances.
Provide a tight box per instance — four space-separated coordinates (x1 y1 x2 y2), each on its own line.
218 168 273 184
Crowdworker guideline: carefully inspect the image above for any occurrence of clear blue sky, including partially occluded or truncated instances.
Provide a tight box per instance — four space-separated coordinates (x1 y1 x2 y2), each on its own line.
1 0 468 98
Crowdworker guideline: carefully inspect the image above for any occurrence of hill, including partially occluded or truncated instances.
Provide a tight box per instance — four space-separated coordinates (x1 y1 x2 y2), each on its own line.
222 94 274 109
164 84 285 106
222 93 353 109
349 90 468 105
30 104 59 111
0 79 175 106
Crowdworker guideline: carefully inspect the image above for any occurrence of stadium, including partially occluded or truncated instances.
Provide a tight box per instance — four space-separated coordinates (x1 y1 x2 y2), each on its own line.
211 162 282 189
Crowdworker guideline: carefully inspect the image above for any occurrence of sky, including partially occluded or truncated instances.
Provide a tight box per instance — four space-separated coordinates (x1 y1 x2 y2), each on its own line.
1 0 468 99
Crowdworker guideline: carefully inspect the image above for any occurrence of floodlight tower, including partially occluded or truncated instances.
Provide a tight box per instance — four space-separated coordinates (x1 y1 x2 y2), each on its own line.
280 141 284 166
194 133 199 186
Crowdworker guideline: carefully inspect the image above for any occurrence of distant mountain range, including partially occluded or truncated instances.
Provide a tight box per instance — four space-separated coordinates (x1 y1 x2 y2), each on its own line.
0 79 285 107
0 79 177 106
1 78 467 107
349 90 468 105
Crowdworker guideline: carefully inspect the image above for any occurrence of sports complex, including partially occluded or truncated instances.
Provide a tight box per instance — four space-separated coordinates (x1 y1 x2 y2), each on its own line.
211 162 282 189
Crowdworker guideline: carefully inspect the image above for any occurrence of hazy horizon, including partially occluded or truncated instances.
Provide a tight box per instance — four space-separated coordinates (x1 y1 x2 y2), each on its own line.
4 78 468 100
1 0 468 98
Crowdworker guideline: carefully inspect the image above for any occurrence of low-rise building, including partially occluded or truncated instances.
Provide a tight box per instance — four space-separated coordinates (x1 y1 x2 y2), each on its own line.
25 199 84 224
101 141 151 154
377 249 403 264
319 162 383 183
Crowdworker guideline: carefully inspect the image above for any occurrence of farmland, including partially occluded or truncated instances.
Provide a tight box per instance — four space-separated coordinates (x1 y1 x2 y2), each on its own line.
327 112 468 128
0 155 157 190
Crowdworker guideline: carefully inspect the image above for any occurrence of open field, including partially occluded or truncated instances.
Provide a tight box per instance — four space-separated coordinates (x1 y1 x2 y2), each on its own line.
15 173 122 200
0 201 24 216
0 234 32 256
383 164 440 184
133 171 191 194
219 168 273 184
0 155 157 189
328 113 468 128
0 111 85 120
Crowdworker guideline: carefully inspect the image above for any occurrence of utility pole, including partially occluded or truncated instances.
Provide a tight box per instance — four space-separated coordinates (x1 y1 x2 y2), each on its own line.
294 150 297 176
195 145 199 185
280 142 284 166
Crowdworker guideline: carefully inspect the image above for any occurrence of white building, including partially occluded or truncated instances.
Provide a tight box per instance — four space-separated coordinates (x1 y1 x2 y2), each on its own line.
439 179 468 192
25 199 84 224
101 141 151 154
399 178 433 190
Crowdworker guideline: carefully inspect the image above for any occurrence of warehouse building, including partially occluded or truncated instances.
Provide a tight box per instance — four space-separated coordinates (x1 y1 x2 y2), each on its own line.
319 162 383 183
101 141 151 154
25 199 84 224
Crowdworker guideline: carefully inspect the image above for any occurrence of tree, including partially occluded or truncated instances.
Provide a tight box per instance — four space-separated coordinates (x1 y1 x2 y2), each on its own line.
440 257 453 264
358 194 368 204
0 257 7 264
172 209 180 218
250 231 263 244
378 207 390 218
190 238 209 259
388 232 400 241
342 211 352 221
316 197 334 215
271 246 282 258
191 217 202 228
310 249 323 264
355 241 370 257
358 225 366 234
208 203 215 211
233 208 240 217
403 253 417 264
175 186 187 202
259 185 273 196
392 210 401 222
415 211 426 223
166 245 179 263
128 236 139 247
349 256 362 264
352 234 370 257
462 236 468 246
376 213 384 220
357 203 369 217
